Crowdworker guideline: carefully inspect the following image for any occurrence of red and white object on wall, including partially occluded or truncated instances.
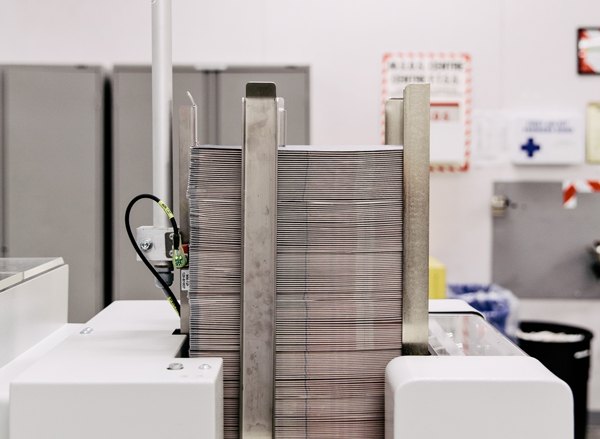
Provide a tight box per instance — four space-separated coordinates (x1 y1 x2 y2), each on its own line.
562 180 600 209
382 52 472 172
578 28 600 75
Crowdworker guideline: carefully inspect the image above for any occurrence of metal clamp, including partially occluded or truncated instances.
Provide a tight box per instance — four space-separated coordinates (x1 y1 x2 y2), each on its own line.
385 84 431 356
240 82 279 438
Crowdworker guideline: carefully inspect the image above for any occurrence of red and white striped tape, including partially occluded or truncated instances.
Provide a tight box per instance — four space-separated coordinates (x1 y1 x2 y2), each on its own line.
562 180 600 208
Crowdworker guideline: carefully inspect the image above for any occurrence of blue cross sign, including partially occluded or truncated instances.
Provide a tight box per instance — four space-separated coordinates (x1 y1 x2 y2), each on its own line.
521 138 541 158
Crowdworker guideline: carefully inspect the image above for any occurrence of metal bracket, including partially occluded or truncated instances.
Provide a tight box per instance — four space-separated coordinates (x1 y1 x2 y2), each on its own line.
135 226 173 263
385 84 430 356
240 82 279 438
177 95 195 336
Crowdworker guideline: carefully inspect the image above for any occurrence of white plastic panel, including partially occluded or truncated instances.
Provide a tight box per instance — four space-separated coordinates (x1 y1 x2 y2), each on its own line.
9 301 223 439
386 356 573 439
0 263 68 367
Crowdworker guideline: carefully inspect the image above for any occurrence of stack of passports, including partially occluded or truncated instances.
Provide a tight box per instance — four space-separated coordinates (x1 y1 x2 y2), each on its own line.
188 145 404 439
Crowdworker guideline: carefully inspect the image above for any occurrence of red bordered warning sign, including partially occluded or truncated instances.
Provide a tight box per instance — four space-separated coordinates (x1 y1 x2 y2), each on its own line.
382 52 472 172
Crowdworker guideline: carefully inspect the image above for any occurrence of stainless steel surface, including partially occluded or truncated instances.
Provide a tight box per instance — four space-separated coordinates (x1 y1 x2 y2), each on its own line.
4 66 104 322
135 226 172 263
151 0 173 228
240 82 278 439
187 91 199 146
177 245 189 335
399 84 430 355
384 98 403 146
140 239 153 252
217 68 309 146
178 101 194 335
493 181 600 299
178 104 193 243
277 97 286 147
491 194 510 217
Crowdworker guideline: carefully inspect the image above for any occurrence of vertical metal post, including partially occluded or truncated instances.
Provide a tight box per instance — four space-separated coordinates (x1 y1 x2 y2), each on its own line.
385 84 430 356
177 102 194 336
277 97 286 147
241 82 278 438
178 93 197 244
151 0 173 227
385 98 403 146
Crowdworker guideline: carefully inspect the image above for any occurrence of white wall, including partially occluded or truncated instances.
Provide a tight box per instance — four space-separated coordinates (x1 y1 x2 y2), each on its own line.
2 0 600 405
2 0 599 282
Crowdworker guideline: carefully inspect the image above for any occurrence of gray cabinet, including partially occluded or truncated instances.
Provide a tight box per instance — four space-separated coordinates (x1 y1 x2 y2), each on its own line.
112 65 309 302
1 66 105 322
0 65 309 317
113 66 211 301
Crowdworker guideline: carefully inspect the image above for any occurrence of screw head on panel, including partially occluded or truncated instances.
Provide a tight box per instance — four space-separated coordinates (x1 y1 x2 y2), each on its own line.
167 363 184 370
139 239 153 252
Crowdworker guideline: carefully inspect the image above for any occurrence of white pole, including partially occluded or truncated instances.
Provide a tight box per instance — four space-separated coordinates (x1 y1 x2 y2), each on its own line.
151 0 173 227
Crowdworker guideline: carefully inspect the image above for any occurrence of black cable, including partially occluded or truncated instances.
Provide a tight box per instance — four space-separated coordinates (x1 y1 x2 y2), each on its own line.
124 193 181 316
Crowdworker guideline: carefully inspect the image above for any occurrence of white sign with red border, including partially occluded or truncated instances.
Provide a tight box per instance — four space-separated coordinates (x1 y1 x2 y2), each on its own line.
382 52 472 172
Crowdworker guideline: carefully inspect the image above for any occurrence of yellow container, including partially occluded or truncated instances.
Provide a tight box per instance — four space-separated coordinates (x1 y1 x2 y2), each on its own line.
428 257 446 299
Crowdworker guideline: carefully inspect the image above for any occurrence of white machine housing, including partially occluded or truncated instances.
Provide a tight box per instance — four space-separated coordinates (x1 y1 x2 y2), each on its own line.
386 308 574 439
9 302 223 439
0 260 573 439
0 259 223 439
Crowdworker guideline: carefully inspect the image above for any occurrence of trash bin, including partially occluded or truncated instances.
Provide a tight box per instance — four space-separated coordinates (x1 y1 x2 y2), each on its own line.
518 321 593 439
447 284 519 338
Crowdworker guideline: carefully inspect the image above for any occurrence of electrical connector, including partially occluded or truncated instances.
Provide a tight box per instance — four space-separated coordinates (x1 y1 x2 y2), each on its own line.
173 248 188 269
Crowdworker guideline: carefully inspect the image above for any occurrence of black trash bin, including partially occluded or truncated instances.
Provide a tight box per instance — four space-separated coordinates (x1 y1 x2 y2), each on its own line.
518 321 593 439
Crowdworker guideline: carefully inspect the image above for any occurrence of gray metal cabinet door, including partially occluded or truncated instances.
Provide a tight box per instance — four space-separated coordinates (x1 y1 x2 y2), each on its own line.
112 67 209 301
217 67 310 145
492 181 600 299
4 66 104 322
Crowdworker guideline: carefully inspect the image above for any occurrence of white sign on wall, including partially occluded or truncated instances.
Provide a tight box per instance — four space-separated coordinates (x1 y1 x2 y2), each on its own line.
382 52 472 172
509 115 584 165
